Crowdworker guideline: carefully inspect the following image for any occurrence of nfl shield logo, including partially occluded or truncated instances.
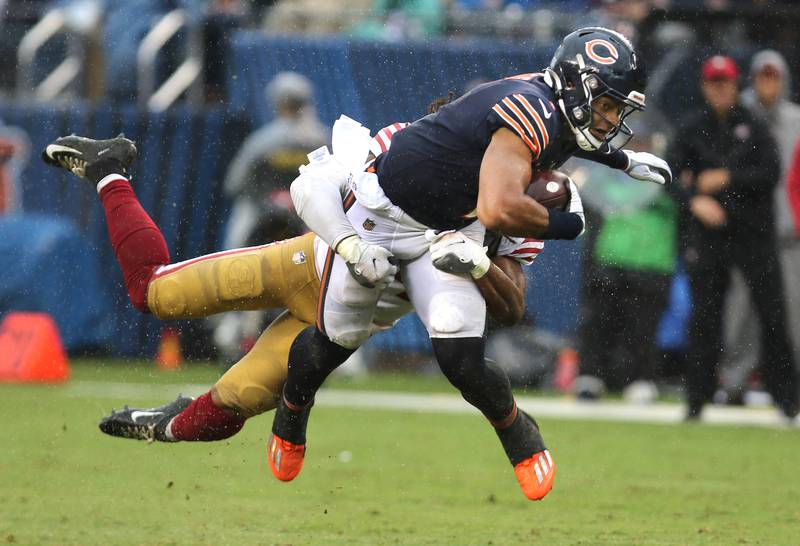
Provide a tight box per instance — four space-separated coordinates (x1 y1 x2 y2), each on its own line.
362 218 376 231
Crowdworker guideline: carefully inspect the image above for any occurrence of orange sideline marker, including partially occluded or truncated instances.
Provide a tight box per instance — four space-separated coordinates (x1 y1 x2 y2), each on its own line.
0 312 70 383
156 326 182 370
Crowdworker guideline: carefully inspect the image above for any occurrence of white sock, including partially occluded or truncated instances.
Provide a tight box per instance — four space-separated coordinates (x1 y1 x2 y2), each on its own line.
96 173 129 194
164 417 178 441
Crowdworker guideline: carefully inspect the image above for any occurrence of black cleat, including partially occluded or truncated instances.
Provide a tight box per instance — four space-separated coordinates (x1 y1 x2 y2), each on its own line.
42 134 137 180
99 395 193 443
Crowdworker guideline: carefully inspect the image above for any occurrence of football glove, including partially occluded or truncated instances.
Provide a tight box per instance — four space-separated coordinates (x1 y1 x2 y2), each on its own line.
623 150 672 185
336 235 397 288
429 231 491 279
566 178 586 237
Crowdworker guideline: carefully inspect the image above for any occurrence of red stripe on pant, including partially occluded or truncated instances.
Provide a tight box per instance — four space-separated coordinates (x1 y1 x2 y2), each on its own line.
315 248 335 335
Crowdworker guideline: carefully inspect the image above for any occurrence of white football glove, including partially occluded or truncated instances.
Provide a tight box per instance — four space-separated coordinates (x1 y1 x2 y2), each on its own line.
566 178 586 237
623 150 673 185
336 235 397 288
429 231 491 279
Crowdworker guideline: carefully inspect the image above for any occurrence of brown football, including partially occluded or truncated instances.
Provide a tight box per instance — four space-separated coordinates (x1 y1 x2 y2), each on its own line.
525 169 571 211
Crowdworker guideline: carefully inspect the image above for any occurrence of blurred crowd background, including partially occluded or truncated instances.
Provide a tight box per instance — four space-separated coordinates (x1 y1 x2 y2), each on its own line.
1 0 798 412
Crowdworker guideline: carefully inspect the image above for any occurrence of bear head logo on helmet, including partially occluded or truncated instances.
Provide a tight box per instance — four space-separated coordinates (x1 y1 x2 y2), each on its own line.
544 27 647 152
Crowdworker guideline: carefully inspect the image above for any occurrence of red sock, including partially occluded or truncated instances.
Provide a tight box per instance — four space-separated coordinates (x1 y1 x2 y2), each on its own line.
168 392 246 441
98 178 170 312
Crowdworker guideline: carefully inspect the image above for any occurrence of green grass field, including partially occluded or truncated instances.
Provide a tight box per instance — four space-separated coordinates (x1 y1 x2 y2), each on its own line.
2 360 799 546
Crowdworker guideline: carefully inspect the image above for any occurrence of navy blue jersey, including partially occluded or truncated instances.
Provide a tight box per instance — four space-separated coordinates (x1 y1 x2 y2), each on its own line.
375 74 579 230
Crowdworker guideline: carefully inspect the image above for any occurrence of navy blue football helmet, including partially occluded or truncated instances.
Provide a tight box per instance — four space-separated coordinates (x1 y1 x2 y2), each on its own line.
544 27 647 152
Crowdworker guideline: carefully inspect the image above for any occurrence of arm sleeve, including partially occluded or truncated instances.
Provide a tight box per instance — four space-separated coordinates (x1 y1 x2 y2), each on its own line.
290 152 358 251
575 148 629 170
496 236 544 265
787 138 800 238
370 122 410 157
664 122 696 212
487 93 553 160
727 120 780 196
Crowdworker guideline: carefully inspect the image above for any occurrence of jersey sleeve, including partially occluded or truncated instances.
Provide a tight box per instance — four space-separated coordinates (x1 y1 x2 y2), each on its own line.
788 138 800 238
496 236 544 266
488 92 554 160
369 122 410 157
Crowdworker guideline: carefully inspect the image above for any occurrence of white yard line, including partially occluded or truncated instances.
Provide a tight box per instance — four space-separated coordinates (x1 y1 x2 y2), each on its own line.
63 380 792 429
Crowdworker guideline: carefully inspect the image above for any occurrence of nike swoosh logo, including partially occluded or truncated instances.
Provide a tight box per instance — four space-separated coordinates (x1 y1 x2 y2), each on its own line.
538 98 552 119
97 147 111 156
130 410 163 423
45 144 81 158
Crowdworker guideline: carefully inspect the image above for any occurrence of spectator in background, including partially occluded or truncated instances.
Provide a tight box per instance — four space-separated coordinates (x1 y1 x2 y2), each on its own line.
215 71 328 363
719 49 800 404
667 55 798 422
573 122 677 403
222 71 328 249
454 0 589 9
354 0 444 41
262 0 371 35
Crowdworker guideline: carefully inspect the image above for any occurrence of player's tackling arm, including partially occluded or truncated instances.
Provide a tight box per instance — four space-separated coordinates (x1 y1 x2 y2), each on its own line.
291 146 397 287
290 150 357 251
477 255 526 325
429 231 527 325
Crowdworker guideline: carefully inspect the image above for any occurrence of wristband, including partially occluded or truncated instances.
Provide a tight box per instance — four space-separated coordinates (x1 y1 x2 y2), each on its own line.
335 234 361 262
470 253 491 279
543 209 583 240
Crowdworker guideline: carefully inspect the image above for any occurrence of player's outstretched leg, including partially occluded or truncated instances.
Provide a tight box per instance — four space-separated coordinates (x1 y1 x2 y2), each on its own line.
99 391 247 443
42 134 169 312
495 406 556 501
99 395 194 442
42 134 137 181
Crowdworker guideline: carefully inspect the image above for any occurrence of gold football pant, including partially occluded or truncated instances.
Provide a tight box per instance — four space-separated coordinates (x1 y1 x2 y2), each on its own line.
215 310 310 417
146 233 319 417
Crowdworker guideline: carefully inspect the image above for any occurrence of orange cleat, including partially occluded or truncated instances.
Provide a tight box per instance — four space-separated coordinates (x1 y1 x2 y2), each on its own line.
267 433 306 482
513 449 556 501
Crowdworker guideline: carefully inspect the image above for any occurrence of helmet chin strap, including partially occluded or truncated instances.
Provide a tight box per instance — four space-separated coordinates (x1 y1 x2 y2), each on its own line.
544 64 604 152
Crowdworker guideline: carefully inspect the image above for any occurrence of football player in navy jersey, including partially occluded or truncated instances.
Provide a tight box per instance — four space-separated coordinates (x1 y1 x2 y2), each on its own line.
269 27 672 501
